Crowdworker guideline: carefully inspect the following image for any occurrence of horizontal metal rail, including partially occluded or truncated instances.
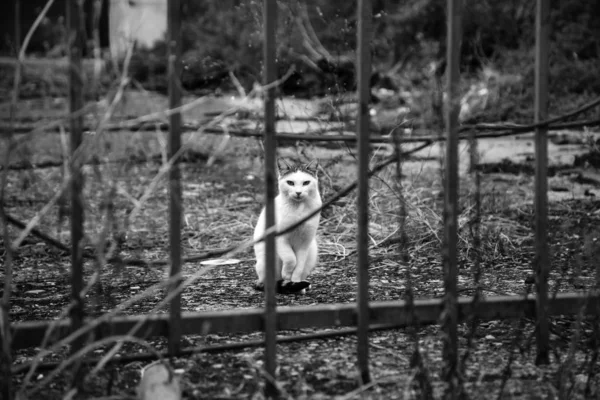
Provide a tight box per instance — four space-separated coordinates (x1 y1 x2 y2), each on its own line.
11 292 599 350
2 118 600 144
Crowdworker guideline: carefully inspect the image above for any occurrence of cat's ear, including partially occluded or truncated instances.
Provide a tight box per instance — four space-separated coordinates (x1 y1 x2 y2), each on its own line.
277 158 291 174
304 160 318 175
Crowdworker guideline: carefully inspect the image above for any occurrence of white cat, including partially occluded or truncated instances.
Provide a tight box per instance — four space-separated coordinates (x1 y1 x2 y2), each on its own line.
253 159 322 294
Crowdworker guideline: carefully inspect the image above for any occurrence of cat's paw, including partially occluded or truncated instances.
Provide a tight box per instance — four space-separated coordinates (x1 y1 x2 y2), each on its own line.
281 270 294 282
254 280 289 293
278 280 311 294
255 280 310 294
252 281 265 292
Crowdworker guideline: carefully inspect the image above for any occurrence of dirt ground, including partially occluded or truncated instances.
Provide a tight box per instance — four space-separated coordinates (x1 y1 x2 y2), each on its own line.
3 93 600 399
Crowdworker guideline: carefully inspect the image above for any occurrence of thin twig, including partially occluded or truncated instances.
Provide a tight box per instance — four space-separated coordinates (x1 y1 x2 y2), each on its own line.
460 96 600 132
11 177 70 250
4 213 70 252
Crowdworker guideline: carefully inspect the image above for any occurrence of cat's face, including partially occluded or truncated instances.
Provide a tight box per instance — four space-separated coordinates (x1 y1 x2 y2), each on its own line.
277 160 319 202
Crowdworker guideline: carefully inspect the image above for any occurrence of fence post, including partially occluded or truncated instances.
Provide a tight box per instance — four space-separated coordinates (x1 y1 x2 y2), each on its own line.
14 0 20 54
0 233 13 398
356 0 372 386
0 3 23 398
534 0 550 365
67 0 86 384
263 0 278 397
0 267 12 398
443 0 462 397
167 0 183 356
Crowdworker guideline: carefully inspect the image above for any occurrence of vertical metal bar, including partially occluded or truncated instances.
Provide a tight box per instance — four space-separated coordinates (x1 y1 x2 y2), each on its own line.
91 0 102 96
67 0 85 374
167 0 182 356
443 0 462 395
534 0 550 366
1 4 22 393
263 0 278 397
14 0 21 55
0 261 12 399
356 0 372 386
1 4 21 395
0 227 13 398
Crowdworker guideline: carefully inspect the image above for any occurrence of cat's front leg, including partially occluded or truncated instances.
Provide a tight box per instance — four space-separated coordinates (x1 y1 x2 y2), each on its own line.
291 248 308 282
277 239 296 281
294 238 317 282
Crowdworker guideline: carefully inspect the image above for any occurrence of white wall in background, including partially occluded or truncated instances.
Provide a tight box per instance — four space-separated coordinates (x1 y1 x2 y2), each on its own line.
109 0 167 59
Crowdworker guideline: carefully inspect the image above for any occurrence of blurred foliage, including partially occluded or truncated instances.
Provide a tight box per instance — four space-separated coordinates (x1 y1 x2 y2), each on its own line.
126 0 600 95
179 0 264 89
3 0 599 121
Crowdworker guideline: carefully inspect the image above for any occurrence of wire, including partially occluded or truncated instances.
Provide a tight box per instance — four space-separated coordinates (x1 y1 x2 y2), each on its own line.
12 322 402 373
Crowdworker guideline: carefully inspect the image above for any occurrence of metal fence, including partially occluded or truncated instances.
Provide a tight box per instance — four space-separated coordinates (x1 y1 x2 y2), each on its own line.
5 0 600 398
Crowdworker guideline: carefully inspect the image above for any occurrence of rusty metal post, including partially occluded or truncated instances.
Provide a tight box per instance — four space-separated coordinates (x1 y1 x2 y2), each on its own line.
356 0 373 386
263 0 278 397
443 0 462 396
0 268 12 399
0 2 23 399
167 0 183 355
14 0 21 55
67 0 86 382
534 0 550 366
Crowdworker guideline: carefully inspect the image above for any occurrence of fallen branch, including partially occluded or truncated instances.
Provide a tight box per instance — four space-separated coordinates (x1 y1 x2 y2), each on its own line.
4 92 600 137
3 116 598 172
2 117 599 146
460 95 600 132
4 213 70 253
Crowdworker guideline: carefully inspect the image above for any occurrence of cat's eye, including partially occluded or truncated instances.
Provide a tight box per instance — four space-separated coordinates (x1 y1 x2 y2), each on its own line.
302 181 310 186
286 180 294 186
